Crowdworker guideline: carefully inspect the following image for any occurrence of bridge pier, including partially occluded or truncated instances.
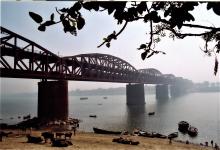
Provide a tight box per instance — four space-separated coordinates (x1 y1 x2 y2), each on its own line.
38 80 68 121
126 83 145 105
170 85 183 97
170 85 185 97
156 84 169 100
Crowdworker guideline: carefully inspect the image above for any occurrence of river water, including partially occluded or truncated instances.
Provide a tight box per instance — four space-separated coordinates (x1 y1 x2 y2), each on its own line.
0 92 219 145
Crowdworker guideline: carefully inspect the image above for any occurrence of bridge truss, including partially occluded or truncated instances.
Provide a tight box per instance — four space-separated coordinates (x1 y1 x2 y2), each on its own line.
1 26 190 85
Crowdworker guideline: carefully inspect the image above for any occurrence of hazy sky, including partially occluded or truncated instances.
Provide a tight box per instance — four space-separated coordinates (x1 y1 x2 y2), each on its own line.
0 1 219 95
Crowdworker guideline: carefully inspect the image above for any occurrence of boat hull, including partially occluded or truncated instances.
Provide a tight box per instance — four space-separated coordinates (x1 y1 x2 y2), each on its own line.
188 126 198 137
93 127 121 135
178 121 189 133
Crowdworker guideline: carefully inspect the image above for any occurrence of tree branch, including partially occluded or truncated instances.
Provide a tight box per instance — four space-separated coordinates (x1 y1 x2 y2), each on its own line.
146 3 154 50
97 21 128 48
138 17 220 31
153 27 211 39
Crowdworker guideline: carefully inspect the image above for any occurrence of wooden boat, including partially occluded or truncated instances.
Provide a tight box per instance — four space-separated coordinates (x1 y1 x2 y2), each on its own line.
188 126 198 137
89 115 97 118
148 112 155 115
138 131 154 138
80 97 88 100
152 132 167 139
178 121 189 133
93 127 121 135
168 132 178 139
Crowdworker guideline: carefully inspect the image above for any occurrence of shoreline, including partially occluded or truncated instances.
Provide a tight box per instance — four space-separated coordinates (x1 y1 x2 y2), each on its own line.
0 129 214 150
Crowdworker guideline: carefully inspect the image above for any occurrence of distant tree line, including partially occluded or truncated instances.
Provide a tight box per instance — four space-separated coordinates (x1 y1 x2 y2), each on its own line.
193 81 220 92
70 86 155 96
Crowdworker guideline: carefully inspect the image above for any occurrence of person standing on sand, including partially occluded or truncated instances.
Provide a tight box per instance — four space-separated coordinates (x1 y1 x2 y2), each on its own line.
168 137 172 144
72 123 77 136
211 140 213 147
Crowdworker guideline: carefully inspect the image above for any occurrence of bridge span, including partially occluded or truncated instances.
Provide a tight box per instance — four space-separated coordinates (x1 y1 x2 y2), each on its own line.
0 26 193 120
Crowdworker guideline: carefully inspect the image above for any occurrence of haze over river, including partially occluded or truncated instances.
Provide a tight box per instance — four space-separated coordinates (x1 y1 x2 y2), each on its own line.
1 92 219 145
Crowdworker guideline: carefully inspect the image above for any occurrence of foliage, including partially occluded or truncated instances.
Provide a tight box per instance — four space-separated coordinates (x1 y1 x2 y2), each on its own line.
29 1 220 75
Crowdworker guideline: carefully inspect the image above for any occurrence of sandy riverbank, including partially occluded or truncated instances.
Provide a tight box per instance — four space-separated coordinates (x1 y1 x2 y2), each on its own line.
0 130 213 150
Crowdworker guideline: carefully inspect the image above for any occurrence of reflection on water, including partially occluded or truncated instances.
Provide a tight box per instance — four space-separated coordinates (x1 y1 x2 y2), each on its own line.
125 105 147 131
0 92 219 144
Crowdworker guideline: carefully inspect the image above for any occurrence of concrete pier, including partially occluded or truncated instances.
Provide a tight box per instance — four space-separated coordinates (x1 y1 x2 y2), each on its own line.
170 85 184 97
156 84 169 100
38 80 68 120
126 83 145 105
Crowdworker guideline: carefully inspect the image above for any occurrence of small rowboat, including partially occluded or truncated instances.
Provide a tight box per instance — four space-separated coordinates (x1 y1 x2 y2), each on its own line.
188 126 198 137
178 121 189 133
80 97 88 100
168 132 178 139
89 115 97 118
148 112 155 115
93 127 121 135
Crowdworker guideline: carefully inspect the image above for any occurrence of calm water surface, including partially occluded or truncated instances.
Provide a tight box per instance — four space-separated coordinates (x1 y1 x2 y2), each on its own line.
1 92 219 144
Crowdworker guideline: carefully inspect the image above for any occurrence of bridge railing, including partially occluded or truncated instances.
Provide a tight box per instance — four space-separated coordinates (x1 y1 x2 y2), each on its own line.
0 26 65 78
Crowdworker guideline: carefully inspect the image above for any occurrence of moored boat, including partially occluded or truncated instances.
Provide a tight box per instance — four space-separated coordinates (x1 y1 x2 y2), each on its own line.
178 121 189 133
188 126 198 137
89 115 97 118
93 127 121 135
153 133 167 139
140 132 154 138
148 112 155 115
168 132 178 139
80 97 88 100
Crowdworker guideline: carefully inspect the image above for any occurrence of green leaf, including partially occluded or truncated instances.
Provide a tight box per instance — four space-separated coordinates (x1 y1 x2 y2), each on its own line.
185 13 195 21
38 25 46 31
207 3 214 10
137 2 147 14
59 8 69 13
29 12 43 24
60 14 65 20
50 13 54 21
83 2 99 11
77 16 85 30
106 42 110 48
137 44 146 50
108 8 115 15
164 9 171 17
144 13 150 22
73 2 82 11
141 51 147 60
177 22 183 29
213 5 220 16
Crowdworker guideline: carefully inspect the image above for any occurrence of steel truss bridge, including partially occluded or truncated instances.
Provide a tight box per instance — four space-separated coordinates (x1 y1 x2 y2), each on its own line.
0 26 192 86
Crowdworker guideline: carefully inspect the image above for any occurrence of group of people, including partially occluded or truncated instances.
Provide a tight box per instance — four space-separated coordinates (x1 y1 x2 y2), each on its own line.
202 140 219 150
